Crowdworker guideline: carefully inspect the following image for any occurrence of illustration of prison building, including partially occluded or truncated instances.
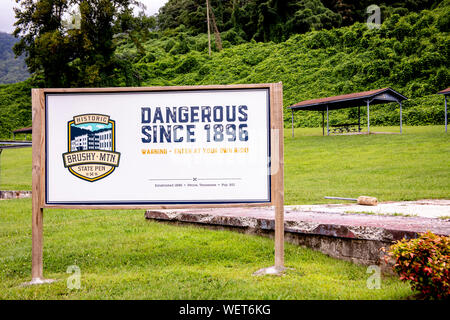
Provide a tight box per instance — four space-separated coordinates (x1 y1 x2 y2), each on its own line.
71 128 113 151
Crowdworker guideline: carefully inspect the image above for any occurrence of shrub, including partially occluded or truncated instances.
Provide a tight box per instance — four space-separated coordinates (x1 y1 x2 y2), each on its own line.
222 29 246 46
388 231 450 300
174 55 198 74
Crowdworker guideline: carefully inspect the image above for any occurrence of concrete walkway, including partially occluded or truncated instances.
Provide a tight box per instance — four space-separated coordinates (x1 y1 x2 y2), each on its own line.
288 199 450 219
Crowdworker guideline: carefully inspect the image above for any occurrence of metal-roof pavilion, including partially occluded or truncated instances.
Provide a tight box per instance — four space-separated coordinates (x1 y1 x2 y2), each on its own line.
12 126 32 139
288 87 408 137
437 87 449 133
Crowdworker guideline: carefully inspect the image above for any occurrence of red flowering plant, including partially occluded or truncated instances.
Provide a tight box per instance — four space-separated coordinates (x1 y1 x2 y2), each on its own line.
388 231 449 299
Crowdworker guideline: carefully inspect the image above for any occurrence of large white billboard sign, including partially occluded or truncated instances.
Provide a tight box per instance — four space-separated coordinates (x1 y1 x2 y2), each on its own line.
45 88 271 205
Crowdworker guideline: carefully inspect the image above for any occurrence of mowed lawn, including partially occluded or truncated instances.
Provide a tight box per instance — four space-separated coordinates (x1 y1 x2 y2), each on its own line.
1 125 446 299
0 198 411 299
1 125 449 204
284 125 449 204
0 147 31 191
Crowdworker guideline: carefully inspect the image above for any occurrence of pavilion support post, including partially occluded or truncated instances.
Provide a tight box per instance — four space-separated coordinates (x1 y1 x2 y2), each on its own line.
445 95 448 133
0 149 2 199
358 107 361 132
367 100 370 134
206 0 211 57
399 101 403 134
322 110 325 136
291 109 294 138
326 106 329 136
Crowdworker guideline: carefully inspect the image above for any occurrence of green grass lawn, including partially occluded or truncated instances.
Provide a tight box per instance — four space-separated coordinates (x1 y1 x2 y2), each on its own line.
0 198 411 299
285 125 449 204
2 125 448 204
3 125 445 299
0 147 32 190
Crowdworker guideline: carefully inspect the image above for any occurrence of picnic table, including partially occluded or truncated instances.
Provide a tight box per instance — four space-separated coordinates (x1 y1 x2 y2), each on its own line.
329 123 360 134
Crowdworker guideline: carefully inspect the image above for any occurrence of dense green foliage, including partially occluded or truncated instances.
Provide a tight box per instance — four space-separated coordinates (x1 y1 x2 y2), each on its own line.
157 0 442 42
0 79 36 138
0 32 29 84
122 3 450 128
0 2 449 137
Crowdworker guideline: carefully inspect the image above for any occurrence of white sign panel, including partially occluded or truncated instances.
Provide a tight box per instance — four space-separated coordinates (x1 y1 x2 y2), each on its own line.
45 88 271 205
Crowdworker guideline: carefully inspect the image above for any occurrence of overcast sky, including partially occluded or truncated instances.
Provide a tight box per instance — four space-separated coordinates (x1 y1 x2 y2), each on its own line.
0 0 168 34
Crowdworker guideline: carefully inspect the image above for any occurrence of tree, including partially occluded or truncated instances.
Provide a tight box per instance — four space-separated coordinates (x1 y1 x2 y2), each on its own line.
13 0 149 87
206 0 222 54
13 0 70 87
286 0 342 34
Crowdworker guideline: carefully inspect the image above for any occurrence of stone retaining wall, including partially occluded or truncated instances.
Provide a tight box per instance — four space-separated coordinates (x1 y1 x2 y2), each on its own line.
0 190 32 199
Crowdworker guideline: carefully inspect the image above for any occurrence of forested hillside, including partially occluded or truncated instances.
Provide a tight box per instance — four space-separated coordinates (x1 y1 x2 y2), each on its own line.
0 32 29 84
0 0 448 138
157 0 441 42
121 2 450 127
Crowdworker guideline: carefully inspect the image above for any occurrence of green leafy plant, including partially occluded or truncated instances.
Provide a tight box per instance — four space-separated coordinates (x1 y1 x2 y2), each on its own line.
2 4 450 137
388 231 450 299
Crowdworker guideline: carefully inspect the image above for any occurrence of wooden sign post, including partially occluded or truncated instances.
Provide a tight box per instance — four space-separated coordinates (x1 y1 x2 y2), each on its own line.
29 83 285 283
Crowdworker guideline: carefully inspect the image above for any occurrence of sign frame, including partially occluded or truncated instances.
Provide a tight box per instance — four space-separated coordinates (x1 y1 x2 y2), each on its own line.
31 83 285 281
